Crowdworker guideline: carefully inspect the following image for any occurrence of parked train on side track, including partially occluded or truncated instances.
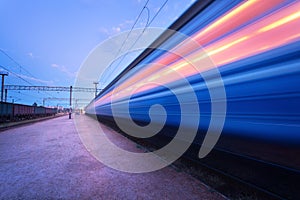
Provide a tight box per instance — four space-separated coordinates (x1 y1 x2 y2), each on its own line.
0 102 57 123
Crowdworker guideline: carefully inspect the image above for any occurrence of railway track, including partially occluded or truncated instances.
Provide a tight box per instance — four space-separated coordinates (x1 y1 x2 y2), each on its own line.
97 117 299 200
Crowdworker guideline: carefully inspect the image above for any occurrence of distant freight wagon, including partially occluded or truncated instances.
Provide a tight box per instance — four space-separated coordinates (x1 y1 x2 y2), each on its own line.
0 102 57 123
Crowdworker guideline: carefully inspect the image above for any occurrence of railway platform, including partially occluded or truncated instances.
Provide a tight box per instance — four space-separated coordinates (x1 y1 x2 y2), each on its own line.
0 114 225 200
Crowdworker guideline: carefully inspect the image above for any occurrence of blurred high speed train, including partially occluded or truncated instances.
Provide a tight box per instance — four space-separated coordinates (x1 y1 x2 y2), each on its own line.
86 0 300 198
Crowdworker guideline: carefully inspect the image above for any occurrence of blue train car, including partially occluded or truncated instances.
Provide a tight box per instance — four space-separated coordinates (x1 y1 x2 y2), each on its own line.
86 0 300 198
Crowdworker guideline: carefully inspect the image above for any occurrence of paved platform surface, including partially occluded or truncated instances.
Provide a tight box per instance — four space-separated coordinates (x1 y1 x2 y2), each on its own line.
0 115 225 200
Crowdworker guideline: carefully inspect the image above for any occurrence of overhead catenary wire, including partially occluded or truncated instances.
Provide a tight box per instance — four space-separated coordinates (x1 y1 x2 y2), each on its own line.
147 0 168 27
0 50 56 98
9 90 41 100
0 64 36 86
0 49 38 80
0 64 55 98
100 0 150 84
123 0 169 55
101 6 150 84
101 0 169 86
114 0 150 61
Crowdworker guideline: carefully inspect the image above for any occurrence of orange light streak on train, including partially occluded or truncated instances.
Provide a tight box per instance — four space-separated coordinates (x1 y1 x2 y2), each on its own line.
96 1 300 105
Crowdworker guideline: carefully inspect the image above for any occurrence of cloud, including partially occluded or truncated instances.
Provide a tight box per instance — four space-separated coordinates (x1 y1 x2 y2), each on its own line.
98 20 134 36
17 73 54 85
112 26 121 33
26 52 39 59
51 63 77 77
98 27 109 35
51 64 59 68
172 16 179 21
27 52 34 58
119 20 134 30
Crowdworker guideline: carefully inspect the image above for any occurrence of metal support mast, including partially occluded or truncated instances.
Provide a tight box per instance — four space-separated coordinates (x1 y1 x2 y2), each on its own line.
4 85 100 93
0 72 8 102
93 82 99 98
69 86 72 119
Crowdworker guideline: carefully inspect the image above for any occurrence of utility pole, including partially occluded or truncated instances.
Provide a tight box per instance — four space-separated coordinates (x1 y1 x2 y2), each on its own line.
0 72 8 102
93 82 98 98
69 86 72 119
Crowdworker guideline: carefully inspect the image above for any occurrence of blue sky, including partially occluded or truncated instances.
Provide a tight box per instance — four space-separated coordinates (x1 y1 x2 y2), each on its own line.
0 0 195 106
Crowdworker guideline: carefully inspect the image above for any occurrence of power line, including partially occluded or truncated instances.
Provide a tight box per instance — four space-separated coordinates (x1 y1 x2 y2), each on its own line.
0 65 56 99
114 0 150 60
113 5 150 71
147 0 168 27
0 49 39 81
101 0 169 86
126 0 169 53
100 0 151 85
0 64 57 98
0 50 56 98
5 85 101 92
10 90 41 99
43 97 91 101
42 97 91 107
0 64 36 86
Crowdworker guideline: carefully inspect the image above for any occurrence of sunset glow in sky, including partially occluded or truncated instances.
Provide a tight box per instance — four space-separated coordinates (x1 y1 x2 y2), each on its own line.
0 0 195 106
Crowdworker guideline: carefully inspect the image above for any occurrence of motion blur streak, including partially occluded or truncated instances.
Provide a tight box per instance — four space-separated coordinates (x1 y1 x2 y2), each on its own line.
86 0 300 197
95 0 300 104
207 0 300 66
